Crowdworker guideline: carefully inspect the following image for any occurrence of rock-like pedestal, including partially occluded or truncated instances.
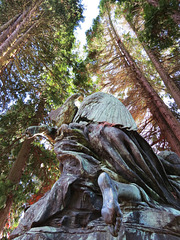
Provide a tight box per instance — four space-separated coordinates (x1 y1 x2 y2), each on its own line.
11 202 180 240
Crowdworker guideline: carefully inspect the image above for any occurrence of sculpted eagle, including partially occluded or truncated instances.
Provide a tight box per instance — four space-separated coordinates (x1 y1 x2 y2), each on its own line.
73 92 137 131
26 92 137 139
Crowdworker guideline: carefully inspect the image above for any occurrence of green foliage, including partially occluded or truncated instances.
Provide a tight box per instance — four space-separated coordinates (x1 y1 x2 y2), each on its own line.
11 141 59 213
0 0 95 236
86 16 102 44
86 0 180 153
114 0 180 101
0 0 84 110
115 0 179 50
0 99 59 233
142 0 179 50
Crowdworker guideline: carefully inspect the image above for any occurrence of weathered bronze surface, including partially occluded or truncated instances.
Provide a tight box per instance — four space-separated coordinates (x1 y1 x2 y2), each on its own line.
11 92 180 240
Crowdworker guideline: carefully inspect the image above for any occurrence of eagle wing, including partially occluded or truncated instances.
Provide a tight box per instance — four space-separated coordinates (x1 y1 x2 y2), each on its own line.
73 92 137 131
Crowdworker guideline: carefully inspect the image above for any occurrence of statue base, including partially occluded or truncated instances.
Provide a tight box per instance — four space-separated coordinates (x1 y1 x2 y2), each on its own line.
11 202 180 240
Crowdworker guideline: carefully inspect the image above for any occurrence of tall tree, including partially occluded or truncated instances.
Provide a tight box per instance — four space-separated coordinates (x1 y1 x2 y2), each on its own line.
0 0 43 70
112 0 180 108
0 0 94 236
0 0 84 110
118 0 180 50
86 0 180 154
124 19 180 109
0 0 83 71
0 96 45 233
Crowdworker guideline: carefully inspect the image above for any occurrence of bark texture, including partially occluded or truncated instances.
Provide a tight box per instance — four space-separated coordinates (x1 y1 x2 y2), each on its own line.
0 97 45 234
0 0 43 70
107 11 180 155
127 21 180 109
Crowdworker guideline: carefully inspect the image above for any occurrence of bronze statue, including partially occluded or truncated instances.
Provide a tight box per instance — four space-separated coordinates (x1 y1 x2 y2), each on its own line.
11 92 180 239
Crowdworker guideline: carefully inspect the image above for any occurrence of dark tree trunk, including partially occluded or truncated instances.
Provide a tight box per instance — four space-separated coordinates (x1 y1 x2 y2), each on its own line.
107 10 180 155
127 20 180 109
0 97 45 234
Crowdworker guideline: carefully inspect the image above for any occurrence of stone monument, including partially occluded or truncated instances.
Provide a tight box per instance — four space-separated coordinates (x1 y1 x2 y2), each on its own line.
10 92 180 240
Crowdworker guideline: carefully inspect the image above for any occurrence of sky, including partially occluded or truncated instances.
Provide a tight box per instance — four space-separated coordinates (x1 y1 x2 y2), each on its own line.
74 0 101 48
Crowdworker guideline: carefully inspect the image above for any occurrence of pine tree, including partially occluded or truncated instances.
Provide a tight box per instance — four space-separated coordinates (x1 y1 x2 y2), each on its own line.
86 0 180 154
0 0 93 236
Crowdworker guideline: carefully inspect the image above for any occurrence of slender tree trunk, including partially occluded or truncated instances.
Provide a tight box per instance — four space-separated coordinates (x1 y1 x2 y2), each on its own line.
0 21 38 70
145 48 180 108
7 138 35 184
0 9 29 45
107 10 180 155
0 0 43 69
0 139 33 234
127 20 180 108
0 14 20 35
0 197 13 238
0 97 45 234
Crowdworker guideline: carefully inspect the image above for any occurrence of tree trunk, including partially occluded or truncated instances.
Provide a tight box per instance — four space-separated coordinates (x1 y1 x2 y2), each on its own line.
0 9 29 45
145 48 180 108
7 138 34 184
127 20 180 109
0 21 38 70
107 10 180 155
0 14 20 36
0 197 13 238
0 97 45 234
0 0 43 70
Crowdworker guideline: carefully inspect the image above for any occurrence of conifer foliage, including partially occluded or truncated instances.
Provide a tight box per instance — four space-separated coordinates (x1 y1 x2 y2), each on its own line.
0 0 93 237
86 0 180 153
0 0 180 237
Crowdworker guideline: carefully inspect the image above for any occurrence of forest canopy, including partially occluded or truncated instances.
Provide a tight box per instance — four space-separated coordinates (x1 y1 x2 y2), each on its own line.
0 0 179 238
